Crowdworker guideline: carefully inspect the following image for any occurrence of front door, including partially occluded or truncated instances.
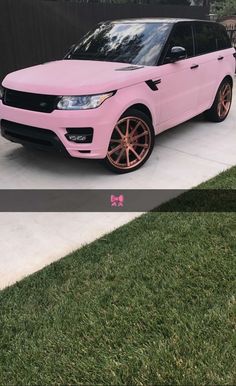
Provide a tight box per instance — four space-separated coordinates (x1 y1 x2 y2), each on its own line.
157 23 199 132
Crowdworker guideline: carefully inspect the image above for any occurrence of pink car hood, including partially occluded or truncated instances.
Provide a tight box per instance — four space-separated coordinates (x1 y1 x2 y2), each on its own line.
3 60 159 95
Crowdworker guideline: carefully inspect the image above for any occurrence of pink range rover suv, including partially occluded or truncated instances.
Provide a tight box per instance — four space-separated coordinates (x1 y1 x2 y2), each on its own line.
0 18 235 173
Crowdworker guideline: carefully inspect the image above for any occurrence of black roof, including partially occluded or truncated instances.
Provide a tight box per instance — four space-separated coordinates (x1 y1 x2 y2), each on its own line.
111 18 212 24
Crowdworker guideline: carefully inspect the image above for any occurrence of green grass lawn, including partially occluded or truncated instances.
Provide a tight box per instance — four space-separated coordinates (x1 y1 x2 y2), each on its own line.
1 167 236 385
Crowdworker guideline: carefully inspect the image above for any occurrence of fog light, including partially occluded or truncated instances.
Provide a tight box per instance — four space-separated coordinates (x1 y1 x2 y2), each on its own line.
65 127 93 143
66 134 87 143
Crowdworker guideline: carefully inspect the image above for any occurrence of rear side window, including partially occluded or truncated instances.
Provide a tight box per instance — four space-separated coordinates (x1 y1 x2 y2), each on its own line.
165 23 194 59
195 23 217 55
214 24 232 50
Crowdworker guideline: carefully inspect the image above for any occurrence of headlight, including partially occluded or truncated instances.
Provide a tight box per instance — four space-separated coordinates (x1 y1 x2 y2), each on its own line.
57 92 115 110
0 85 4 100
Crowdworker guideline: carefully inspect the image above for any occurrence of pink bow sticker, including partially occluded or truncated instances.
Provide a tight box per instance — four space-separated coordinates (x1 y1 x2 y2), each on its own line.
110 194 124 207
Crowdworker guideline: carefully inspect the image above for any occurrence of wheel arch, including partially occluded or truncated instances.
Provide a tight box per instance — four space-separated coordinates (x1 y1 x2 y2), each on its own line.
208 74 233 111
222 74 233 87
120 103 153 123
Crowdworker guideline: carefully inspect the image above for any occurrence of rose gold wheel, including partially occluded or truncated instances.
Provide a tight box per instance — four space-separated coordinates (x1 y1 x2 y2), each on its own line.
104 109 154 173
217 83 232 119
107 116 152 171
204 79 232 123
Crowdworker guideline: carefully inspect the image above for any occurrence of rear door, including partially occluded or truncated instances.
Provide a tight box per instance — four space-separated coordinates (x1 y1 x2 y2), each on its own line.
213 23 234 84
193 22 220 112
157 22 198 130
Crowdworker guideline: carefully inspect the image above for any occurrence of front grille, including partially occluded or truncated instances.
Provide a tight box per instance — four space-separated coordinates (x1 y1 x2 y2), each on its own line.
1 120 67 154
3 88 58 113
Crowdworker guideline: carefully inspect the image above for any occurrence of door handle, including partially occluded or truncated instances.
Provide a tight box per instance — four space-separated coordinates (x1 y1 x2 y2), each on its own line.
218 56 224 60
190 64 199 69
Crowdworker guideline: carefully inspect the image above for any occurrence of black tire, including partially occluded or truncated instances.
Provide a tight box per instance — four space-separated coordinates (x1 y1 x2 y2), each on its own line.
204 78 233 122
103 108 155 174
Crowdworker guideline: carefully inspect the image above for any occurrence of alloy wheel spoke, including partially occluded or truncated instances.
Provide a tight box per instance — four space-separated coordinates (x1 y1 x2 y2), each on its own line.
222 85 228 95
222 101 228 111
132 131 148 141
108 144 123 156
224 90 231 99
125 119 130 137
110 138 122 143
133 143 149 148
130 122 141 138
115 125 124 138
129 146 141 160
116 147 125 163
126 148 130 167
220 104 225 116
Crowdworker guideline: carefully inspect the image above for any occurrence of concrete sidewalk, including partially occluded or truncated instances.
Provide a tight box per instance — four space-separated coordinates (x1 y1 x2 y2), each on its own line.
0 87 235 289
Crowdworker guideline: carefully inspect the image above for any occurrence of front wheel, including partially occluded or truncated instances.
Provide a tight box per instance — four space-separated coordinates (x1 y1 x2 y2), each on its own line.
204 79 232 122
103 109 155 173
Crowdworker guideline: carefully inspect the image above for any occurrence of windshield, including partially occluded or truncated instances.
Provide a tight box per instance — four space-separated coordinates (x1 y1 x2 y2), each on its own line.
67 22 172 66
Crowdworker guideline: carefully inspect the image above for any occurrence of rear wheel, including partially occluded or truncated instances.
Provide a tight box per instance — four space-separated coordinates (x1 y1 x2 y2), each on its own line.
103 109 155 173
204 79 232 122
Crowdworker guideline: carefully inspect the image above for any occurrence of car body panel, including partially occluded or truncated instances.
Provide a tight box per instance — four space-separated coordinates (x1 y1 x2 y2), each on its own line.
2 60 161 96
157 57 198 129
0 19 235 161
0 83 158 158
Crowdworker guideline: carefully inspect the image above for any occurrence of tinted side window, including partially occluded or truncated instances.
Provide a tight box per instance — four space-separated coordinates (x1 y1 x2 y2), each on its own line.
164 23 194 61
214 24 232 49
195 23 217 55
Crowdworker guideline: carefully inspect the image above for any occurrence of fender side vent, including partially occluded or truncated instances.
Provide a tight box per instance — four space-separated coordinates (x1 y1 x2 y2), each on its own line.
146 79 161 91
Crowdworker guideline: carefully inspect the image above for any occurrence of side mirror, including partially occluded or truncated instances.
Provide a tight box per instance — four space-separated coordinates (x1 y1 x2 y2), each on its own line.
167 46 187 63
64 44 76 59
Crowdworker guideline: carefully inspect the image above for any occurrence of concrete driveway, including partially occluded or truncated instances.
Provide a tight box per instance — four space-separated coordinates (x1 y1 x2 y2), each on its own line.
0 85 235 289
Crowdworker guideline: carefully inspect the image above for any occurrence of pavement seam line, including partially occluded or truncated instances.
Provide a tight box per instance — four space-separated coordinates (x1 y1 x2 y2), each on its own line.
156 144 233 167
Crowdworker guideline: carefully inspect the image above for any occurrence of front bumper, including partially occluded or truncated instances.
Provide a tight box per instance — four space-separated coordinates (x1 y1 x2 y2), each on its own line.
0 99 117 158
1 120 68 154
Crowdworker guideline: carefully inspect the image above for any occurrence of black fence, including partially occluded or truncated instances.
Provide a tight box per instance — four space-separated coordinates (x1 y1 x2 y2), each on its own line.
0 0 209 82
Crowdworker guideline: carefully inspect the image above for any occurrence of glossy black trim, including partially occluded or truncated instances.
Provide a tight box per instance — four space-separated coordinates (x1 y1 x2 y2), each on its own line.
158 20 232 66
3 88 117 113
1 120 68 154
145 79 161 91
193 21 232 57
65 127 93 143
111 18 200 24
156 23 175 66
190 64 199 69
158 21 195 65
3 88 59 113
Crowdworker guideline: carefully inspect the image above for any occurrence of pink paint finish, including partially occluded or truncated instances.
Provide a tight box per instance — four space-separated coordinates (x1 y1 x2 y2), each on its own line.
0 60 162 159
0 42 235 163
2 60 159 96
